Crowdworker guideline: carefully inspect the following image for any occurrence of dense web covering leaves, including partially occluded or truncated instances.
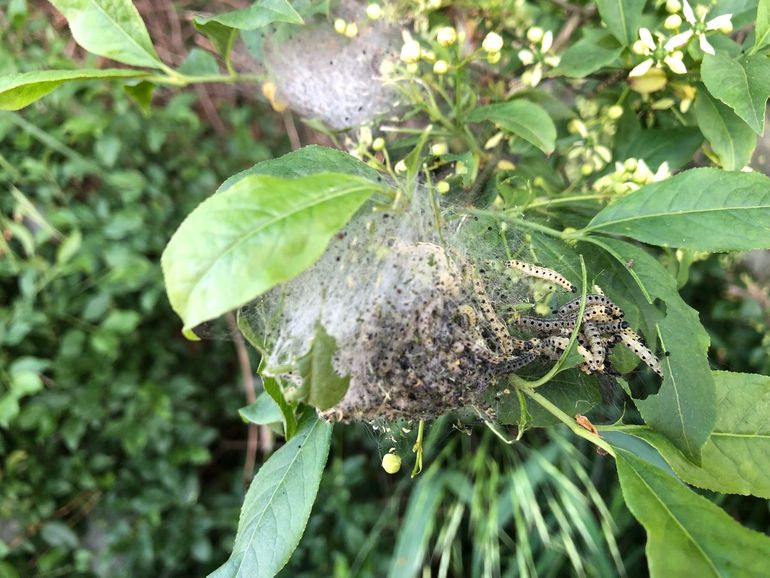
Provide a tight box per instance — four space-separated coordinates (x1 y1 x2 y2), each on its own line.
243 190 660 422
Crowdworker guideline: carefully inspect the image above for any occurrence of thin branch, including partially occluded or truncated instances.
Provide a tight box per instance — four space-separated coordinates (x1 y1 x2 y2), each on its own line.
226 312 258 486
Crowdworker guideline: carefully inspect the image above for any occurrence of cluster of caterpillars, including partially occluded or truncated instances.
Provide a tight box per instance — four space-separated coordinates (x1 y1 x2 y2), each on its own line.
459 257 663 379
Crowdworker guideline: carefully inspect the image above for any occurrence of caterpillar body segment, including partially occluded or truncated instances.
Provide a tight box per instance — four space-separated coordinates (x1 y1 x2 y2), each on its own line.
505 260 577 293
582 321 606 372
619 328 663 377
556 294 623 319
461 261 515 357
495 350 538 374
538 336 594 366
591 320 630 334
514 315 576 333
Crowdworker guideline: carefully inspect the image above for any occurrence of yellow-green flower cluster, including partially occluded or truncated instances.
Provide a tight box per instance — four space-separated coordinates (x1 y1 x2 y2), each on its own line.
593 158 672 195
517 27 560 87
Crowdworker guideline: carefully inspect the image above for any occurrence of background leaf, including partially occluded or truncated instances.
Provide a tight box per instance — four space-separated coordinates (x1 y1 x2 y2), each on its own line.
615 448 770 578
161 172 385 329
754 0 770 52
595 0 647 46
587 237 715 463
194 0 302 31
0 69 148 110
701 53 770 134
210 413 332 578
48 0 163 68
295 322 350 411
467 100 557 154
553 30 623 78
585 168 770 251
613 115 703 170
694 89 757 170
239 392 284 426
620 371 770 498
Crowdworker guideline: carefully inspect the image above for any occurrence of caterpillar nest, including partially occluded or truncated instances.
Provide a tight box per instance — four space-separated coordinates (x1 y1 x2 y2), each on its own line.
247 191 662 423
261 4 399 129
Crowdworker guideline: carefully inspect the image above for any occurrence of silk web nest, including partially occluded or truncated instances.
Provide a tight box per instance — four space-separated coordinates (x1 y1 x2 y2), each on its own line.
245 190 663 423
259 0 399 129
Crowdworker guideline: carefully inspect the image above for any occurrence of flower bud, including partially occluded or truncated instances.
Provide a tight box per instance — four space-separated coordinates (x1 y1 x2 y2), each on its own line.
665 0 681 13
482 32 504 53
526 26 544 43
372 137 385 151
431 142 448 156
664 14 682 29
607 104 624 120
433 59 449 74
366 3 383 20
334 18 347 34
436 26 457 47
381 453 401 474
400 39 422 63
436 180 450 194
394 159 407 173
344 22 358 38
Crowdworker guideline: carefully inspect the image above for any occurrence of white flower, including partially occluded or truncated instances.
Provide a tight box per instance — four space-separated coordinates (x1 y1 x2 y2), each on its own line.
678 0 733 55
518 30 557 86
518 48 534 65
629 28 689 77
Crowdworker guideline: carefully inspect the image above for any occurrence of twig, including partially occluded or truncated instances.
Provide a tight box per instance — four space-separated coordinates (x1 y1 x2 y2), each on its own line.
225 312 259 486
551 1 598 53
283 110 302 150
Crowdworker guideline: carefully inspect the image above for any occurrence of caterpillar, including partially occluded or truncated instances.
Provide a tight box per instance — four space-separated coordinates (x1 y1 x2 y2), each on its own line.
582 321 606 373
538 335 594 366
514 315 576 333
556 294 623 318
495 350 538 374
619 328 663 377
505 260 577 293
462 262 515 357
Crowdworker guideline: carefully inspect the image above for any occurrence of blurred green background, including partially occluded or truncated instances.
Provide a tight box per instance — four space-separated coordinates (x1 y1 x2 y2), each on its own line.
2 2 769 577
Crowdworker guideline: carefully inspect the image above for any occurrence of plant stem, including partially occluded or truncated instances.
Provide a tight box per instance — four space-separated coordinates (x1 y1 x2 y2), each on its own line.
519 386 616 456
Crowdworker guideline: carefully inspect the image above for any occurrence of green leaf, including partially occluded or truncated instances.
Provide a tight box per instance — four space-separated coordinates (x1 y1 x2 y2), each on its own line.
613 116 703 171
754 0 770 52
219 145 383 191
0 69 148 110
694 89 757 170
239 392 284 425
615 448 770 578
209 413 332 578
388 469 446 578
123 80 155 112
192 21 237 64
585 168 770 251
161 172 385 329
586 237 715 463
294 322 350 411
552 30 623 78
701 53 770 134
194 0 303 31
467 100 557 155
622 371 770 498
178 48 220 76
595 0 647 46
48 0 163 68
